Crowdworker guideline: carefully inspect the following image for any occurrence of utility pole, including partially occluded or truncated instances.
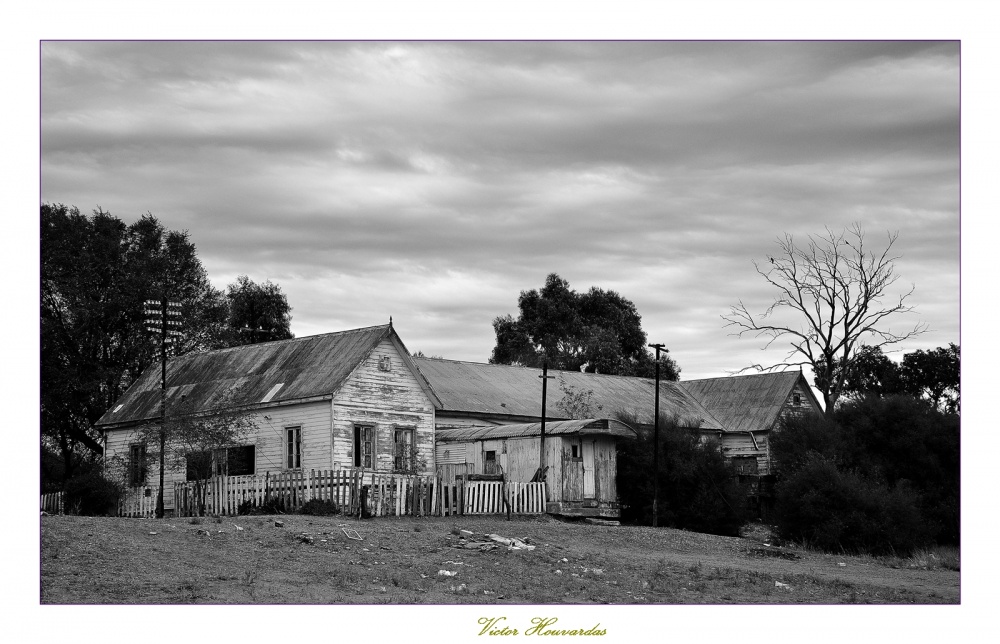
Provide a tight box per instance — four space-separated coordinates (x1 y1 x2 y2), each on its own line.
648 343 667 528
538 360 554 480
144 298 182 518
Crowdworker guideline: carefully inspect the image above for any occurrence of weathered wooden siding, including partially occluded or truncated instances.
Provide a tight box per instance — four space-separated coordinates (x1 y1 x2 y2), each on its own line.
257 401 331 472
102 401 331 510
594 437 617 501
558 436 617 504
103 426 185 510
721 432 769 473
331 338 436 473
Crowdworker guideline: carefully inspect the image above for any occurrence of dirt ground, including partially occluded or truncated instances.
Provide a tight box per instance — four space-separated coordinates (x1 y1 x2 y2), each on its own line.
40 514 959 604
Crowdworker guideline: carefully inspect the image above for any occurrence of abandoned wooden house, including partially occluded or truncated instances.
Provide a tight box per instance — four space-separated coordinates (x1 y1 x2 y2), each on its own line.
95 324 440 512
680 371 823 476
435 418 637 518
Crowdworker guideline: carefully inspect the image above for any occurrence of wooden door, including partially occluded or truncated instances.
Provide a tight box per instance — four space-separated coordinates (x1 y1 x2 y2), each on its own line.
582 440 596 498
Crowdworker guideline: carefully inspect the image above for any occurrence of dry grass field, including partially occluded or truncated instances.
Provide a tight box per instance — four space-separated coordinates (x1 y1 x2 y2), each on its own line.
40 514 959 604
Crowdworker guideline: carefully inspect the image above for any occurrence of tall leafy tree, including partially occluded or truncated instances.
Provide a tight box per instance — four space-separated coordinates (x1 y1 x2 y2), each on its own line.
225 274 294 344
829 345 907 399
901 343 960 413
41 204 223 481
490 273 679 379
823 344 959 413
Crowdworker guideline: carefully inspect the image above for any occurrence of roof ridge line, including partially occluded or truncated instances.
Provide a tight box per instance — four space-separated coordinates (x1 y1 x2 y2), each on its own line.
169 324 391 360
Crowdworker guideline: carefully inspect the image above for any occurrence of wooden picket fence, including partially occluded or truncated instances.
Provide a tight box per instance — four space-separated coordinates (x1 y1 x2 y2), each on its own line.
119 485 159 518
173 469 364 517
40 491 65 515
160 468 546 518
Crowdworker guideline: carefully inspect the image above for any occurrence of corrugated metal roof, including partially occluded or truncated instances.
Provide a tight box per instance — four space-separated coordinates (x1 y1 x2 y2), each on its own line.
412 358 723 430
435 418 638 442
96 325 395 428
679 371 805 433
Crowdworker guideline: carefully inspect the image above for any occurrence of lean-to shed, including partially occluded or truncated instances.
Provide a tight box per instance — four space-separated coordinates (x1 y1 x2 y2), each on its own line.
436 418 637 517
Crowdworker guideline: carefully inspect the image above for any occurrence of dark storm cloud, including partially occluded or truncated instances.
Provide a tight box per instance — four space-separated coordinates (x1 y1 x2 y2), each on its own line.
41 40 959 378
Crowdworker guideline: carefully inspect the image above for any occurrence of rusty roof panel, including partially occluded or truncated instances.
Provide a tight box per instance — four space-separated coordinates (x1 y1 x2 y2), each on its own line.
97 325 392 428
435 418 638 442
412 358 723 430
679 371 803 433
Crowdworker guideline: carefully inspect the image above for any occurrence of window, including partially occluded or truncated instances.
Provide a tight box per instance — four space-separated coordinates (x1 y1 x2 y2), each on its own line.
128 443 147 486
394 428 415 472
732 456 759 476
354 425 374 469
483 449 500 475
186 445 256 480
286 427 301 469
186 450 212 481
571 444 581 459
227 445 256 476
793 392 802 406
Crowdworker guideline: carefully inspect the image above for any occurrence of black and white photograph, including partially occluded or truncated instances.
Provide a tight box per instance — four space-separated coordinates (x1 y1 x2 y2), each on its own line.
19 2 988 639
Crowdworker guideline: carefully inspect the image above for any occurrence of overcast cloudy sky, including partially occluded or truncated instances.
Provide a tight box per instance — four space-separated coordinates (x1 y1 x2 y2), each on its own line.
40 40 959 381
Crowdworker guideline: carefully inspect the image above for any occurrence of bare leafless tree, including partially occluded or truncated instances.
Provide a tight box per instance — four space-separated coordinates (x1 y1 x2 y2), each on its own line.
723 224 927 415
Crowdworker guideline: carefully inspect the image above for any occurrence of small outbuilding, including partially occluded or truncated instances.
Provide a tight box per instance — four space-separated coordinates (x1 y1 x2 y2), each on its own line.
435 418 637 518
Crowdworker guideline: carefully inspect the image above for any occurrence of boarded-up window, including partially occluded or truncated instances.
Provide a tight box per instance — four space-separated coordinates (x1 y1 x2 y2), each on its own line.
354 425 374 469
286 427 302 469
394 428 415 472
128 443 147 486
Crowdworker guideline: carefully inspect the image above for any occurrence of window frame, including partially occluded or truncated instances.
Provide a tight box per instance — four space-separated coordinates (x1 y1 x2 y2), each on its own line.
393 426 416 473
128 442 147 487
354 424 375 469
285 426 302 469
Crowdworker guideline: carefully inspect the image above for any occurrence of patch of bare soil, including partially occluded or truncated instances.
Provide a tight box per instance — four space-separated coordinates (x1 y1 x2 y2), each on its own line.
40 515 959 604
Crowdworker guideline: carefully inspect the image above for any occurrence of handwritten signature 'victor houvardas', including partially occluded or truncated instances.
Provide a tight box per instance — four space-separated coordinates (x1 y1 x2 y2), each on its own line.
478 617 607 637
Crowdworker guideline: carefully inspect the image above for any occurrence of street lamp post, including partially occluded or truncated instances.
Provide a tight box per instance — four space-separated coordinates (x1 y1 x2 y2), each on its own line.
648 343 667 527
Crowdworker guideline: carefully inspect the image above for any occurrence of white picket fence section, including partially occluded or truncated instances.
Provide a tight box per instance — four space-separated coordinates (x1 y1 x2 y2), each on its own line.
119 485 160 518
463 481 547 515
40 491 65 514
118 469 548 518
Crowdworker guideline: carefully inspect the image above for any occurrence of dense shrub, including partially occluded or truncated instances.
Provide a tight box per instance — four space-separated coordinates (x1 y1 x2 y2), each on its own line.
774 457 931 555
299 499 340 516
771 395 959 553
617 413 747 536
238 497 287 515
63 470 124 516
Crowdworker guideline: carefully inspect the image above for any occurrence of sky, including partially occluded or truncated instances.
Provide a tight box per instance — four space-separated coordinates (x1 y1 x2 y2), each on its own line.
39 41 959 383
